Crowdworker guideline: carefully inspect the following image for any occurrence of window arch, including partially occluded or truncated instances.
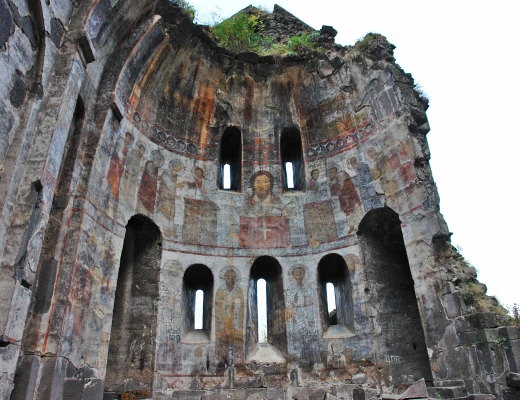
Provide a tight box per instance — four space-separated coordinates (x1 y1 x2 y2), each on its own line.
182 264 214 342
317 253 355 338
246 256 287 362
280 126 305 191
219 126 242 191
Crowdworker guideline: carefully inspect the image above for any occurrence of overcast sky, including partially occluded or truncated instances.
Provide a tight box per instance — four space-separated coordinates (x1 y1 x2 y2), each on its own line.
190 0 520 309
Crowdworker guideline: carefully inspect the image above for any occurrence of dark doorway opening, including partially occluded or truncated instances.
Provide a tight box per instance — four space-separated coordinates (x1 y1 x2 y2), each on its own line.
358 207 433 383
104 215 162 396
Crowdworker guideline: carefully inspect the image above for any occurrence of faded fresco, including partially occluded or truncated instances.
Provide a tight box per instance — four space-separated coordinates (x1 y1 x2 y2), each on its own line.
215 267 245 366
4 2 491 399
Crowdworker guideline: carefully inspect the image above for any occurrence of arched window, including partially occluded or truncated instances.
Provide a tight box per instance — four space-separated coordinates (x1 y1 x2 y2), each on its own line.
182 264 214 343
246 256 286 362
317 254 355 338
358 207 432 381
219 126 242 191
280 126 305 191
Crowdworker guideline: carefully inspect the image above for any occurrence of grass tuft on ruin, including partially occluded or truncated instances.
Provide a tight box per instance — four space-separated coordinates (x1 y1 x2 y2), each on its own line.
208 10 323 57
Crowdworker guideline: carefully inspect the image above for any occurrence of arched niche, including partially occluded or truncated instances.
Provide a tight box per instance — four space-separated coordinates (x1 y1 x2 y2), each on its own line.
280 126 305 191
358 207 432 383
182 264 213 343
219 126 242 191
104 215 162 396
317 253 355 338
246 256 287 363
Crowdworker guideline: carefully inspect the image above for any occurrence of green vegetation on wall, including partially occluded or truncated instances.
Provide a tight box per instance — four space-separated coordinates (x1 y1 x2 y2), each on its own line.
208 10 323 56
210 12 262 52
355 32 377 51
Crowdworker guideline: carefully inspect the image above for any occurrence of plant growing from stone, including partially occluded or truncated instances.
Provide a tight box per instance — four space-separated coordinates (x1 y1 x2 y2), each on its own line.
210 13 262 52
287 32 321 55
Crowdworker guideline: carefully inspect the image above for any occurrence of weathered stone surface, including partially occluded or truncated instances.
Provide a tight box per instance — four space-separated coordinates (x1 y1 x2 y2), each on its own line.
267 387 285 400
0 104 14 159
0 3 516 400
84 379 104 400
352 373 367 384
400 379 428 399
62 379 84 400
9 74 26 107
354 388 380 400
20 16 37 48
318 59 334 78
0 0 12 49
320 25 337 37
427 387 467 399
507 372 520 388
202 394 232 400
237 52 260 64
10 355 39 400
467 395 497 400
456 313 498 333
294 388 315 400
49 18 64 48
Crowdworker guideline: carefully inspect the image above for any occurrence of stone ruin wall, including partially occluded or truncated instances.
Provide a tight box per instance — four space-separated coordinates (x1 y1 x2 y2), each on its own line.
0 0 519 399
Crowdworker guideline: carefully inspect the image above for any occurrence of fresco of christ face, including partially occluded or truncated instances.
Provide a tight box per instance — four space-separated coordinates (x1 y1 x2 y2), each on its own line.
254 175 271 201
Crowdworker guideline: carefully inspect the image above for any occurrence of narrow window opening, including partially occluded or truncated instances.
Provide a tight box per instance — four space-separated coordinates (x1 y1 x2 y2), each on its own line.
182 264 213 343
246 256 287 361
285 162 294 189
219 127 242 191
194 289 204 330
318 254 355 338
326 282 337 325
280 127 305 191
223 164 231 190
257 279 267 343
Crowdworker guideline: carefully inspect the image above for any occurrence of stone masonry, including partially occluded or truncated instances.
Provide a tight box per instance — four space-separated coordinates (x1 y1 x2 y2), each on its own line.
0 1 519 399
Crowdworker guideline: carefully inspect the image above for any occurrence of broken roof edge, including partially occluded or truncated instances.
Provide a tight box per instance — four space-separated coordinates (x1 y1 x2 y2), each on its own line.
228 3 318 33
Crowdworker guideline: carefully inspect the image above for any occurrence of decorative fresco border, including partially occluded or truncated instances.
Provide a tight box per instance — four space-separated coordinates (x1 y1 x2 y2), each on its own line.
116 88 377 163
305 120 376 161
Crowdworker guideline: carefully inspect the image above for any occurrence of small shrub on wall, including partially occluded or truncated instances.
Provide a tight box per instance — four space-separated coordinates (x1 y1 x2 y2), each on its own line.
211 13 261 52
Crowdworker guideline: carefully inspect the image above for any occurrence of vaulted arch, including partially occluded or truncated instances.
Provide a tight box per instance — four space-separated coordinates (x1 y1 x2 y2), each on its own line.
105 215 162 397
358 207 432 383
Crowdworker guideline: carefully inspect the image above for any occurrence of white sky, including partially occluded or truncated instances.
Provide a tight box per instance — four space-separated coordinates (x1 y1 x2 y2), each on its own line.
190 1 520 309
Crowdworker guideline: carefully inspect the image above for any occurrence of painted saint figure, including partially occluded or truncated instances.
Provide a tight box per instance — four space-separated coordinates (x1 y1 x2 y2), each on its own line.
215 268 245 366
328 166 361 217
288 265 321 367
180 166 209 201
350 156 383 211
157 160 183 238
118 141 146 217
137 149 164 216
367 147 383 181
107 133 133 196
306 168 328 202
247 171 281 205
106 132 133 215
